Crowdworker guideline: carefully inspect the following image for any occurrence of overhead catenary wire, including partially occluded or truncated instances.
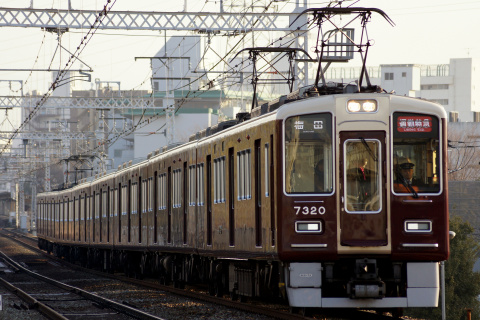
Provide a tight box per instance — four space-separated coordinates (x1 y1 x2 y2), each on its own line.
0 0 118 158
19 1 339 182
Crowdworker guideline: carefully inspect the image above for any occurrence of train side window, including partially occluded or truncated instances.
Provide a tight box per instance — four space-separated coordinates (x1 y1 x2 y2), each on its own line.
172 169 182 208
392 112 441 194
141 179 145 213
157 173 167 210
237 152 244 200
122 185 127 216
237 150 251 200
189 165 196 206
102 191 107 218
131 182 138 214
148 177 153 212
214 157 226 203
284 113 333 194
197 163 205 206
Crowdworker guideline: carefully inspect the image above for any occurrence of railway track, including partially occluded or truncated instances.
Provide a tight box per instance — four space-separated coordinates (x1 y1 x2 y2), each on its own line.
0 229 408 320
0 240 165 319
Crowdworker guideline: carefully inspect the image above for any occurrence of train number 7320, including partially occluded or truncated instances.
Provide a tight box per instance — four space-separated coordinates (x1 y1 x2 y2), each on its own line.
294 206 326 215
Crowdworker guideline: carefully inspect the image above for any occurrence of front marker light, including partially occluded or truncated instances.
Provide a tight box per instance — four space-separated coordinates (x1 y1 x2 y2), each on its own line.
295 221 322 233
362 101 377 112
404 220 432 233
347 101 361 112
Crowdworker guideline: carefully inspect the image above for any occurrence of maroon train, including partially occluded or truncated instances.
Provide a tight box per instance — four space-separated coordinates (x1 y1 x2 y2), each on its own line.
37 84 449 310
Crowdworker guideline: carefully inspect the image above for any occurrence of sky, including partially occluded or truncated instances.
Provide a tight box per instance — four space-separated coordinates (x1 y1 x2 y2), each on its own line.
0 0 479 95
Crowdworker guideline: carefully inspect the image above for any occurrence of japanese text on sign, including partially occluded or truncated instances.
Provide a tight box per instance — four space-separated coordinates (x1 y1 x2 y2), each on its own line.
397 116 432 133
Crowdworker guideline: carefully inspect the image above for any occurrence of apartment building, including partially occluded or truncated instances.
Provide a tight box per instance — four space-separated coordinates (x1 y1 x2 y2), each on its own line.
325 58 480 122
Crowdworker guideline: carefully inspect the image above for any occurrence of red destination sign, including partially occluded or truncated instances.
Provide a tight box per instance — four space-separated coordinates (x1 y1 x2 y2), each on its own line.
397 116 432 133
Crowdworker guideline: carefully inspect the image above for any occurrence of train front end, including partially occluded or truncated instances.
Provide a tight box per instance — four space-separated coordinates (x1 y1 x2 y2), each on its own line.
277 93 449 309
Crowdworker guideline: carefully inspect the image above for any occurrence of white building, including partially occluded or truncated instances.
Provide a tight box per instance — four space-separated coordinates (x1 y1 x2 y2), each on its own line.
325 58 480 122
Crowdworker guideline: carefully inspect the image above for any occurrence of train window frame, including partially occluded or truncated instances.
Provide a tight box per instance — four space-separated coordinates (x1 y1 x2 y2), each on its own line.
391 112 442 196
148 177 154 212
197 163 205 206
172 169 182 208
189 165 196 206
95 192 100 220
214 156 226 204
141 179 147 214
237 149 252 200
131 182 138 214
283 112 335 196
157 173 167 210
121 185 128 216
112 188 117 217
265 143 270 197
102 191 108 218
343 138 383 214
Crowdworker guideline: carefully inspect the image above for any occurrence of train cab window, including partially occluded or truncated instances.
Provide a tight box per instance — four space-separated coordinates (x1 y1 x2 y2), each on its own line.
284 113 333 194
392 112 441 195
344 139 382 213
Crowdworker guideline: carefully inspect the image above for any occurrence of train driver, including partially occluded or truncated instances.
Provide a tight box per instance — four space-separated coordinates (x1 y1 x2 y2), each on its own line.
394 158 423 192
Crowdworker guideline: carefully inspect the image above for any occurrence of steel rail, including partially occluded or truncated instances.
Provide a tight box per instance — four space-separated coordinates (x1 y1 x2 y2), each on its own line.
0 247 166 320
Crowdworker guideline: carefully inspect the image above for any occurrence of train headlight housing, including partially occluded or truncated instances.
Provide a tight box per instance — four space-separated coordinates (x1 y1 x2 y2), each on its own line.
404 220 432 233
347 101 361 112
295 221 322 233
347 100 378 113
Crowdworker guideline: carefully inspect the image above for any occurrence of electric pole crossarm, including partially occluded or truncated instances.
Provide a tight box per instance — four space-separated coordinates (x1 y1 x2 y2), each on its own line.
0 131 94 140
0 8 302 32
0 96 164 109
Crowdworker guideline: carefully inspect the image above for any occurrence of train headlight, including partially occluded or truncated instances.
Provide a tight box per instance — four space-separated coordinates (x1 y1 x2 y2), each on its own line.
362 101 377 112
404 220 432 233
347 100 378 113
295 221 322 233
347 101 361 112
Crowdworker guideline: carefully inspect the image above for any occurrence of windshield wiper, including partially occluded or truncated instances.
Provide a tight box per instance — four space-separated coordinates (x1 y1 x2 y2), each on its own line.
359 137 378 162
395 169 419 198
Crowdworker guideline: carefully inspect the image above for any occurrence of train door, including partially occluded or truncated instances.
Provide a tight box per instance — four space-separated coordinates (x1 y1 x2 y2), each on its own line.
206 155 212 246
154 172 158 243
228 148 235 246
339 131 387 246
167 167 172 243
183 161 188 245
254 139 262 247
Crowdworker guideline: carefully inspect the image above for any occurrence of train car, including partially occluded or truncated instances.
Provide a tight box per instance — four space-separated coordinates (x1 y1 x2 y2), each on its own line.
37 85 449 311
278 91 448 309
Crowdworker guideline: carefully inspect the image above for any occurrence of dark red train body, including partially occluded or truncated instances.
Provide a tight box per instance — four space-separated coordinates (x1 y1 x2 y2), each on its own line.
37 89 449 310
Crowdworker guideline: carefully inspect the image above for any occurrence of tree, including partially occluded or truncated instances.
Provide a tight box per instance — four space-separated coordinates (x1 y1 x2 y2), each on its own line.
405 215 480 319
448 123 480 181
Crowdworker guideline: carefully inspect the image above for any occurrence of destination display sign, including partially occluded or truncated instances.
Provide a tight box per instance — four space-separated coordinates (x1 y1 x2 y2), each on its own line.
397 116 432 133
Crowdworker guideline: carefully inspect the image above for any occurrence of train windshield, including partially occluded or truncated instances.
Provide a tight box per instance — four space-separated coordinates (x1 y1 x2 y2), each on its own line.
284 113 333 194
392 112 441 194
